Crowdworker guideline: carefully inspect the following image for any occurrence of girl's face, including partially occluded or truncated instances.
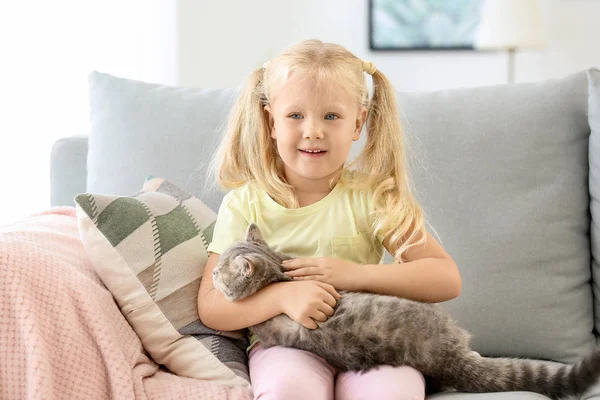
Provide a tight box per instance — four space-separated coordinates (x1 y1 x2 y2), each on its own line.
265 76 367 189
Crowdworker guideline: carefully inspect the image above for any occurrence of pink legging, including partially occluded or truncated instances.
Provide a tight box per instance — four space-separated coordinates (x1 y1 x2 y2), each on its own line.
249 344 425 400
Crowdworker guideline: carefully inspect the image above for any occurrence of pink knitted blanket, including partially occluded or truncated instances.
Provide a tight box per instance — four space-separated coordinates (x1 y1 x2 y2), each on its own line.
0 207 252 400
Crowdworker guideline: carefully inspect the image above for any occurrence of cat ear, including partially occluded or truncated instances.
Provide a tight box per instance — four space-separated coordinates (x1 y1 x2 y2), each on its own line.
236 255 254 276
246 223 266 244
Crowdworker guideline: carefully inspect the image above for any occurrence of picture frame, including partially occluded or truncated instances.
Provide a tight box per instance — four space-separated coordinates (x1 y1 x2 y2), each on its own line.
369 0 485 51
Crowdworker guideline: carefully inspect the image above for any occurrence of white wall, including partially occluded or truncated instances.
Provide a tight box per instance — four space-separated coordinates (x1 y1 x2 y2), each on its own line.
176 0 600 91
519 0 600 83
0 1 178 225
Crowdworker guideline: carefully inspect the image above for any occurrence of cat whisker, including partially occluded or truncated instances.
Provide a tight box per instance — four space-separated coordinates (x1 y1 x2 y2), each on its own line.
208 287 219 311
199 284 217 295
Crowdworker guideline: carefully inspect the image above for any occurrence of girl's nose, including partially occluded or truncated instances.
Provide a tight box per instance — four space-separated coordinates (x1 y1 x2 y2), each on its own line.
303 125 324 140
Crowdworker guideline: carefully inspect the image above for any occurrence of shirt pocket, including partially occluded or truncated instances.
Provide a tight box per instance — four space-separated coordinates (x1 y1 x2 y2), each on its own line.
330 233 372 265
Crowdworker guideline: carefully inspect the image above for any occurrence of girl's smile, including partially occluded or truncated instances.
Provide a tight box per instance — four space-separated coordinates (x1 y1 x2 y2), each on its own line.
299 148 328 158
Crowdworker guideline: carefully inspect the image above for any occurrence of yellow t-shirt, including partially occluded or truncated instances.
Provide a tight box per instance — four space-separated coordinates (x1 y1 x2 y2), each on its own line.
206 173 385 349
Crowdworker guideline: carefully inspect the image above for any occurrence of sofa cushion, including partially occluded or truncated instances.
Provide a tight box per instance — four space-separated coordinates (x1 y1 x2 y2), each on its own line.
588 68 600 338
397 70 596 364
86 70 597 365
87 72 236 212
74 177 250 389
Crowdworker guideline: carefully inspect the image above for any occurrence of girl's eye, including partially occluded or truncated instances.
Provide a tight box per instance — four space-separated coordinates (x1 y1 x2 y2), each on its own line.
289 113 338 120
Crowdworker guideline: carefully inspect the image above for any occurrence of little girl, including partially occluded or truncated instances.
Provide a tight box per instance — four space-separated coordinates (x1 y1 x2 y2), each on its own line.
198 39 461 400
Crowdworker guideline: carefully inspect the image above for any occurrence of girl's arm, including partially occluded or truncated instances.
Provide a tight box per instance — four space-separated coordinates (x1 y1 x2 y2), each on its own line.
198 252 340 331
284 231 461 303
360 231 462 303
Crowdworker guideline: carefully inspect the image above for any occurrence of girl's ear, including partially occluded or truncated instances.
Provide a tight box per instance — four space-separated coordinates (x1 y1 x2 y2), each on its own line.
264 105 276 139
354 106 368 141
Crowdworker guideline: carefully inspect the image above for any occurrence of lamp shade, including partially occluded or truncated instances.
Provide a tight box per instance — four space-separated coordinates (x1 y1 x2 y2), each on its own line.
475 0 545 50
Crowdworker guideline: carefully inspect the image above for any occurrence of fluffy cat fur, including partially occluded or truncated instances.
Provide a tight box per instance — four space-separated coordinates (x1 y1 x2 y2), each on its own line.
212 223 600 399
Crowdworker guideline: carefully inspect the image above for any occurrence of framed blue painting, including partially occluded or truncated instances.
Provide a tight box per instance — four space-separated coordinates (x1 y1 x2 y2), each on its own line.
369 0 484 51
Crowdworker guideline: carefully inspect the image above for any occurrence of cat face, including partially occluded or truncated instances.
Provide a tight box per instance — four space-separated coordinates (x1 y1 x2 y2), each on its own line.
212 223 291 301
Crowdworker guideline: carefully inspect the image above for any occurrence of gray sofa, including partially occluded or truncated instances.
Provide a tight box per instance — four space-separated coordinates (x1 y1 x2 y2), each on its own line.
50 69 600 399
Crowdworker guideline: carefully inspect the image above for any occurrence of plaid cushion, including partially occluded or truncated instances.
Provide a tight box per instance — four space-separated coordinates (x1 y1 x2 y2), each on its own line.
74 178 250 389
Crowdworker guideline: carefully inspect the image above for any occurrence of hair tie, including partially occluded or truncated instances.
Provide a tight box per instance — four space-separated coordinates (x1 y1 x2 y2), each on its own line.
262 61 271 70
362 61 377 75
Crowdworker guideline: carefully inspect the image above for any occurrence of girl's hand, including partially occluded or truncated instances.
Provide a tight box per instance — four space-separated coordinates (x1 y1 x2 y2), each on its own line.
283 257 363 291
279 281 341 330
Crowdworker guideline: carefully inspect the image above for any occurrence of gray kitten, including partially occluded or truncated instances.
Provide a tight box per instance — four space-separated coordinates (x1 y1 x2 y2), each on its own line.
212 223 600 399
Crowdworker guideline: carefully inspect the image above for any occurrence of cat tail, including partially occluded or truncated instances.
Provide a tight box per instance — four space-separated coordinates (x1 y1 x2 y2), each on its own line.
439 347 600 399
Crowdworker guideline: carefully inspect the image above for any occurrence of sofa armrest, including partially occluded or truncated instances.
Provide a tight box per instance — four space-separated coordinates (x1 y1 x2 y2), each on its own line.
50 136 88 206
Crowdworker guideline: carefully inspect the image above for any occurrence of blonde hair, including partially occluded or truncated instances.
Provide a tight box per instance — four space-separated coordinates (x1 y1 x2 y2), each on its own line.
211 39 426 262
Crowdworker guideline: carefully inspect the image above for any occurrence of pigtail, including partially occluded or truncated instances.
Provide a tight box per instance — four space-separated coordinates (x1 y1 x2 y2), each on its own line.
213 66 298 207
214 67 265 188
362 70 427 262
